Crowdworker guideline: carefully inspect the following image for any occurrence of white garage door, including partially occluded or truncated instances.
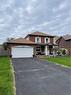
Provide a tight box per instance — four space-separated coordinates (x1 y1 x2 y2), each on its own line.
12 46 33 58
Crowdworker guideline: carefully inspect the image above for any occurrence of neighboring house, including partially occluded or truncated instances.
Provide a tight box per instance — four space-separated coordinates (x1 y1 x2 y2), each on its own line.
6 32 57 58
56 35 71 55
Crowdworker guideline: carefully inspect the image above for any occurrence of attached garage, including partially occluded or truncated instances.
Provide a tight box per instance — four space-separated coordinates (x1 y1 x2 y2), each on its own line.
6 38 35 58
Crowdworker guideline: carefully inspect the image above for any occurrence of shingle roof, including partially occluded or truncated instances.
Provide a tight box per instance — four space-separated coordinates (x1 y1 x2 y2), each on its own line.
63 35 71 40
7 38 35 45
28 31 54 37
56 34 71 44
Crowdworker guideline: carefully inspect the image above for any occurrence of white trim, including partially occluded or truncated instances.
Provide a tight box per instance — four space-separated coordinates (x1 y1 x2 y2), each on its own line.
53 37 56 44
13 46 32 48
45 37 50 43
35 37 41 43
48 38 50 43
45 46 48 55
45 37 48 43
45 46 49 55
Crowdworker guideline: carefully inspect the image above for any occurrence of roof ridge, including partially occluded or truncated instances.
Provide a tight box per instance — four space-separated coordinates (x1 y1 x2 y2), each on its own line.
28 31 54 37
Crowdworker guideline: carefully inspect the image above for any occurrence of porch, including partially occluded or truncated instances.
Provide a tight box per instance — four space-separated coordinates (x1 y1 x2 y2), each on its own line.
34 44 54 56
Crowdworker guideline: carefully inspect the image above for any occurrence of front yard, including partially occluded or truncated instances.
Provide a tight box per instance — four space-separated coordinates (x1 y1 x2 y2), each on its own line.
0 56 14 95
42 56 71 67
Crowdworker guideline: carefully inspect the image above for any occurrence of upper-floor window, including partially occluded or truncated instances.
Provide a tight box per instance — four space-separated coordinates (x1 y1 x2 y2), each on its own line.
35 37 41 43
45 37 49 43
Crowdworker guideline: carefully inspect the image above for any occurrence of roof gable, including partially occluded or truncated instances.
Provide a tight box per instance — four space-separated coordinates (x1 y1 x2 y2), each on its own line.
56 37 62 44
63 35 71 40
56 35 71 44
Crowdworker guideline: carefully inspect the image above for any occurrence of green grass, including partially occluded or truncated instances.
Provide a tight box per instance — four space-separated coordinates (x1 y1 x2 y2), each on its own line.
42 56 71 67
0 56 13 95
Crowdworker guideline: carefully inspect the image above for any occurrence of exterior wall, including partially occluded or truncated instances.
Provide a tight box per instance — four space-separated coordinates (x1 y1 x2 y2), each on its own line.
58 37 66 48
57 38 71 55
66 40 71 48
27 35 54 44
41 37 44 43
25 34 55 56
67 47 71 55
66 40 71 55
29 36 35 42
50 37 53 43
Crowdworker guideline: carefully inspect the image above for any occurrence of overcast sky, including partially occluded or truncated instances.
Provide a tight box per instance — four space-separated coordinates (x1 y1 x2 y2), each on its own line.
0 0 71 43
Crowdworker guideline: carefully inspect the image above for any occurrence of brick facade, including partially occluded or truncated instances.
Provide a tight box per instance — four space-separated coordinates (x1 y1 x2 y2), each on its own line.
56 37 71 55
27 35 54 44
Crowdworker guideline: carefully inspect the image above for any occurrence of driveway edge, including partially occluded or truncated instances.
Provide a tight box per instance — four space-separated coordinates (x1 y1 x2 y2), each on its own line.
10 58 16 95
40 58 71 69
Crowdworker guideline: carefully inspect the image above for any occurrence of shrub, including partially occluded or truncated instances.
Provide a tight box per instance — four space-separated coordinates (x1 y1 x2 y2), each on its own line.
57 51 61 56
62 49 66 55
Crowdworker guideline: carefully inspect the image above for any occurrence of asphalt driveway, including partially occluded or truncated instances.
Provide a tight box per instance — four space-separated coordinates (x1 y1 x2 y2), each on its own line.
12 58 71 95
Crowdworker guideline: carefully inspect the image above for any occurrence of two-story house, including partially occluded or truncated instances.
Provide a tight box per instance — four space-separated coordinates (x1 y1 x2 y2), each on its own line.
6 32 57 58
25 32 56 56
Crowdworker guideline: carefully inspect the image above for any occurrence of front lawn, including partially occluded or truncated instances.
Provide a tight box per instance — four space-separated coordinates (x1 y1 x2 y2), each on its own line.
0 56 14 95
42 56 71 67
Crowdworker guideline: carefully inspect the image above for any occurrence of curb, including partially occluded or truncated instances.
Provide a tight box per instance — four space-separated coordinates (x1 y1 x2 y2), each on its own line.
10 59 16 95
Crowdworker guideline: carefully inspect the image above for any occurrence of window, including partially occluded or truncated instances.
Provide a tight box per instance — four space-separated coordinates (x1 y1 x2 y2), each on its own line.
37 38 39 42
46 38 48 43
45 37 50 43
45 37 48 43
35 37 41 43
